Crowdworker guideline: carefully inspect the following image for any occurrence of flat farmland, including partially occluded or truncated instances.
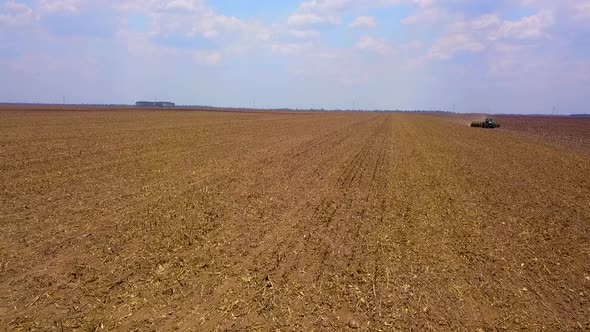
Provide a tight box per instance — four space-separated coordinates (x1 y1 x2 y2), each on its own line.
446 113 590 154
1 109 589 331
493 115 590 154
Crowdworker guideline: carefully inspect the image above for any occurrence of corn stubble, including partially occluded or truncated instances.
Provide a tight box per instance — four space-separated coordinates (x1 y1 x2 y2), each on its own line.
0 108 589 331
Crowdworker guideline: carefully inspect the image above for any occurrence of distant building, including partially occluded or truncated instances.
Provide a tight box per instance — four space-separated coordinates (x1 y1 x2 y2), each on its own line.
136 101 175 107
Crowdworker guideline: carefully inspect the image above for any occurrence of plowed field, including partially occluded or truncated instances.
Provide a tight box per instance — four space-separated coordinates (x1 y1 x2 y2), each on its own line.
1 109 589 331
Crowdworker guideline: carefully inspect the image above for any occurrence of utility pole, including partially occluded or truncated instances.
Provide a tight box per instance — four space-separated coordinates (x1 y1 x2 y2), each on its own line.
63 96 65 105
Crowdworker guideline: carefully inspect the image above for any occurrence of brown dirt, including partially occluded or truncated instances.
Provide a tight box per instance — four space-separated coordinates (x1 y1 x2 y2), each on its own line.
1 108 589 331
493 115 590 154
442 113 590 154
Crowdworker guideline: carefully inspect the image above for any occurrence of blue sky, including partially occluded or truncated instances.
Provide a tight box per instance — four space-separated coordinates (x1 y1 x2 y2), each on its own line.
1 0 589 113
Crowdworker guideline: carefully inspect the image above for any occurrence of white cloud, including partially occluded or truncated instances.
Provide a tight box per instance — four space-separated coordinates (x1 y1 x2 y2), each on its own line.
357 36 394 55
488 42 535 77
300 0 353 12
491 10 554 40
424 14 495 60
161 0 204 12
401 7 448 25
287 13 340 26
298 0 420 13
288 29 321 39
154 5 244 40
469 14 502 30
271 42 310 56
39 0 80 14
486 42 590 85
109 0 247 41
444 14 501 36
427 10 554 61
400 40 423 52
255 29 273 41
197 13 243 38
573 2 590 21
349 16 376 28
291 0 411 30
428 33 484 60
0 1 37 25
193 50 221 65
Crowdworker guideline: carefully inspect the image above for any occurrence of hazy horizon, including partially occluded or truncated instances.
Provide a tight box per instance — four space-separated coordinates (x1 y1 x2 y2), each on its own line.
1 0 589 114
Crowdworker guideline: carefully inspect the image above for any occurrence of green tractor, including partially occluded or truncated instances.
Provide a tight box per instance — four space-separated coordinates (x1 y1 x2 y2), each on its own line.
471 118 500 128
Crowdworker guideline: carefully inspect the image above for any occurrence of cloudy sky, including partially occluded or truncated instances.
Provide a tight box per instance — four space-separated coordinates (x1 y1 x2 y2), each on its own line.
1 0 589 113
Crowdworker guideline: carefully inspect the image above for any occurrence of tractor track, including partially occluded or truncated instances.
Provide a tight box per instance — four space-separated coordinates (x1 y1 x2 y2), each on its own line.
1 110 589 331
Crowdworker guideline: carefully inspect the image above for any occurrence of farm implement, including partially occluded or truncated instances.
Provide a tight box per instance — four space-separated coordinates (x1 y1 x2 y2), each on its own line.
471 118 500 128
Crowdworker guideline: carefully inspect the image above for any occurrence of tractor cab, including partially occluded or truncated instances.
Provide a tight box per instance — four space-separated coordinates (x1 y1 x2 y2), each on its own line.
483 118 496 128
470 118 500 128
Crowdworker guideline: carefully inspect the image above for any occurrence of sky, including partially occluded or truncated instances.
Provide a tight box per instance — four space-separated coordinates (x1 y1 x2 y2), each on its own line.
0 0 589 113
